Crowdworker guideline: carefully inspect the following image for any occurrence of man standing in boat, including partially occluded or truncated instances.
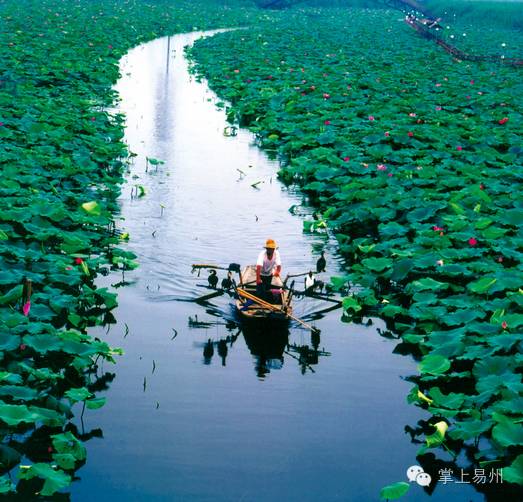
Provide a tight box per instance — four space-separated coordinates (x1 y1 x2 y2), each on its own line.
256 238 282 300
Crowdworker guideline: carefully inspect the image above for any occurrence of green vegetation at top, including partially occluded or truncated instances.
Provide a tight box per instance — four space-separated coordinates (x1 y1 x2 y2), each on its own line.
0 0 261 496
426 0 523 29
188 6 523 498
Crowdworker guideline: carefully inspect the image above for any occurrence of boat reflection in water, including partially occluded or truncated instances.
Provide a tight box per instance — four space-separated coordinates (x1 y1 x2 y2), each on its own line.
189 312 331 378
241 320 289 378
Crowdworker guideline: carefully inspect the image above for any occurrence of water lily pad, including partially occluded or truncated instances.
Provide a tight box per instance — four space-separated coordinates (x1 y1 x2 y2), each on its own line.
379 481 409 500
418 355 451 375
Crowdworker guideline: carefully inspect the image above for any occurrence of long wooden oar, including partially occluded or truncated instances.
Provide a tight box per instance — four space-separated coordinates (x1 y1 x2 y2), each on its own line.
192 263 241 273
237 288 320 333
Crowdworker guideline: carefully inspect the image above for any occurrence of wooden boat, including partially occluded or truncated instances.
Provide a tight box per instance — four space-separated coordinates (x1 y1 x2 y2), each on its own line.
235 265 292 321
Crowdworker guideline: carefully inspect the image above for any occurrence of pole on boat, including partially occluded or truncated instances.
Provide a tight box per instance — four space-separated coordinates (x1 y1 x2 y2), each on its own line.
236 288 320 334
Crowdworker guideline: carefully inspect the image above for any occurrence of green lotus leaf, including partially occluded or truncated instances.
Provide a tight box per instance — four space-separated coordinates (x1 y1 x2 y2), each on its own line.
0 334 20 351
425 421 448 449
502 454 523 485
53 453 77 470
492 420 523 448
407 278 449 293
0 445 22 471
468 277 497 294
361 257 391 273
64 387 92 403
429 387 466 409
85 397 106 410
52 431 87 461
81 201 101 216
390 259 413 282
0 284 23 305
418 354 451 375
379 481 410 500
342 296 361 313
18 463 71 496
448 419 494 441
23 334 63 353
0 372 23 385
0 475 14 494
0 385 38 401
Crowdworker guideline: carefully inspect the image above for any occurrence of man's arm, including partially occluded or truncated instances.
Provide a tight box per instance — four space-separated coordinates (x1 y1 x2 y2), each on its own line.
274 251 282 277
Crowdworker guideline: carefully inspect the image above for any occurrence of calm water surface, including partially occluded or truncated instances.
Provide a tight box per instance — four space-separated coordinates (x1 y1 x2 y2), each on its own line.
70 32 481 502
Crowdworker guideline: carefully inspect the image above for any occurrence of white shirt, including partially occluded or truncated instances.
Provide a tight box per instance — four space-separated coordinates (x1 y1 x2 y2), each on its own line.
257 250 281 276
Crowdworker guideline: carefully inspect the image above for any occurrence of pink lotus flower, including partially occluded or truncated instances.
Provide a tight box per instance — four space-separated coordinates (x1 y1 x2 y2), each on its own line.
246 79 252 83
435 106 442 111
75 257 84 264
468 237 477 246
377 164 387 171
322 93 330 99
90 117 95 121
20 344 27 351
23 302 31 316
387 173 393 177
384 131 390 137
456 146 463 151
324 120 331 125
408 131 414 137
470 80 475 85
466 95 471 100
343 156 350 162
498 117 509 125
502 321 508 329
310 85 316 90
480 183 485 190
108 44 113 49
65 265 73 271
368 115 375 121
433 226 444 231
0 122 4 127
409 113 416 117
435 83 442 87
498 256 503 263
436 259 444 266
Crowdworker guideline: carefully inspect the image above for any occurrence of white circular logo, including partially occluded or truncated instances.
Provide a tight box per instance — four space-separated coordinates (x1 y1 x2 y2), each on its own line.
416 472 432 487
406 465 423 482
406 465 432 486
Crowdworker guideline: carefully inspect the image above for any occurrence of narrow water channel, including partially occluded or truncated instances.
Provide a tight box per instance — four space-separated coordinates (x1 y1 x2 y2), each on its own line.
70 32 480 502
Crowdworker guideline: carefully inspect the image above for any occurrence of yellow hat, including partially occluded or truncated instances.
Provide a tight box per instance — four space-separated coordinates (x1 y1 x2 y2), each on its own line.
265 238 277 249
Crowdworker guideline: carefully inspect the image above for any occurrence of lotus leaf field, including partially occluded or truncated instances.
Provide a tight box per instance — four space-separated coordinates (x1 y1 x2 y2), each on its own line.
187 4 523 497
0 0 522 498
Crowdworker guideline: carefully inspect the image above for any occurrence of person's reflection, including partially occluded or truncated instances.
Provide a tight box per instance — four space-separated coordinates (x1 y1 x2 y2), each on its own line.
203 338 214 364
254 355 272 379
242 323 288 378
